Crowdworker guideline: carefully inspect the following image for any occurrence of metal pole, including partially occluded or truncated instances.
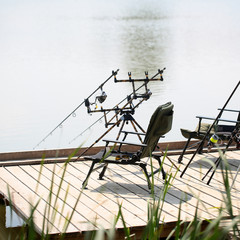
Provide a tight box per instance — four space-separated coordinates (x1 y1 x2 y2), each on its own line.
231 164 240 190
180 80 240 178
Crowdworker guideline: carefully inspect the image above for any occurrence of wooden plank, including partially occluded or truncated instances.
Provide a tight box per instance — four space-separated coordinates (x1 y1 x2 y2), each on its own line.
56 163 158 223
2 166 84 234
16 165 107 232
43 163 150 226
168 152 240 213
68 162 181 221
180 151 240 190
73 161 209 222
92 162 219 220
29 164 131 229
159 153 240 217
92 152 240 219
0 167 61 235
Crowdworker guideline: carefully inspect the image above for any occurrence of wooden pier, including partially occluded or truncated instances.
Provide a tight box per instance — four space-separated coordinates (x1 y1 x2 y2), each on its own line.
0 143 239 239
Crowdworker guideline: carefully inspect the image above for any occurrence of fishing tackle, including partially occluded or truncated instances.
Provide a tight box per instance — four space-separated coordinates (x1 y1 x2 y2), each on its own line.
33 69 119 149
85 68 166 128
74 68 166 160
34 68 166 149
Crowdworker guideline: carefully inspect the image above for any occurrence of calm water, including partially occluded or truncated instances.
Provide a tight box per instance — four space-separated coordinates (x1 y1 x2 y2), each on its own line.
0 0 240 153
0 202 24 239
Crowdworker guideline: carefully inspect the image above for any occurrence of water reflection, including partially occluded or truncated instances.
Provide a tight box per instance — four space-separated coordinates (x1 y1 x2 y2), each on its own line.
117 2 170 73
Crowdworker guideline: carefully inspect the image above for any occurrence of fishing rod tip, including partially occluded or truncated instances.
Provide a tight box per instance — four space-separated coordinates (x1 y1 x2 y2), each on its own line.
112 69 119 75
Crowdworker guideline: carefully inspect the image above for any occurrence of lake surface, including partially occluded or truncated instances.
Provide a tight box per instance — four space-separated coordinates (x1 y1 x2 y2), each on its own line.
0 0 240 153
0 202 24 239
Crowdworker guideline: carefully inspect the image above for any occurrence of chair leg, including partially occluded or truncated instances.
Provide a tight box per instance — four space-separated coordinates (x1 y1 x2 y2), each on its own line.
178 137 191 163
82 161 96 189
99 163 108 180
139 163 152 189
153 156 166 179
198 140 204 154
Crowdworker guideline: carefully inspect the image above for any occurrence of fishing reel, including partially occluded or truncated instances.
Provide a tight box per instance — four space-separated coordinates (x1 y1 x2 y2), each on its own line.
235 133 240 149
96 91 107 104
207 134 220 152
85 87 107 113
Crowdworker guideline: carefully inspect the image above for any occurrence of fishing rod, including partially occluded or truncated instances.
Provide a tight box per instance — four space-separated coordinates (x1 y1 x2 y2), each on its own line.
74 68 166 160
33 69 119 149
69 68 166 144
69 115 106 144
180 80 240 178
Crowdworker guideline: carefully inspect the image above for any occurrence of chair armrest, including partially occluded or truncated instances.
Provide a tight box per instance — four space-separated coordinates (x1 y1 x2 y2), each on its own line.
218 108 240 113
196 116 239 124
103 139 147 147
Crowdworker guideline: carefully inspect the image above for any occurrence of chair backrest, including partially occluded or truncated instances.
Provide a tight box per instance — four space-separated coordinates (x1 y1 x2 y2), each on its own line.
140 102 174 158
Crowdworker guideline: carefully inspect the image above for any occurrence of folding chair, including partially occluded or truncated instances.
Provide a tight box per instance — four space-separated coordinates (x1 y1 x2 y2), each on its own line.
82 102 174 189
178 109 240 163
